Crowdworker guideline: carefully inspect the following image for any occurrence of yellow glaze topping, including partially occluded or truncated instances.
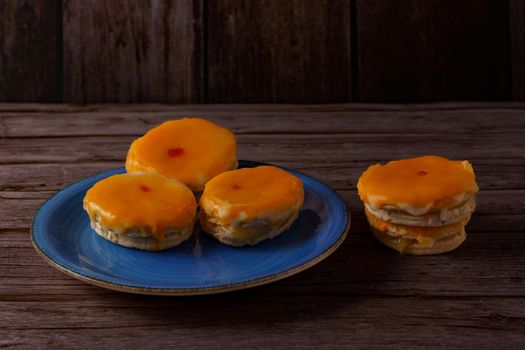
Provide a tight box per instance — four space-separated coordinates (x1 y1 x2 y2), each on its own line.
83 173 197 240
358 155 479 210
200 166 304 224
126 118 237 191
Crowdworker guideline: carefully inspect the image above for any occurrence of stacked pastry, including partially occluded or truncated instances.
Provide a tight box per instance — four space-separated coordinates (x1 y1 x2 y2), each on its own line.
357 155 479 255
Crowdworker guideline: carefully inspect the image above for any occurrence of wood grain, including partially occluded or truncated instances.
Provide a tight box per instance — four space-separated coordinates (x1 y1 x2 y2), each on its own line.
3 101 525 112
0 0 59 102
2 103 525 137
207 0 350 103
510 0 525 100
1 2 524 103
2 133 524 164
1 103 524 348
63 0 203 103
356 0 510 102
2 229 525 300
0 296 524 349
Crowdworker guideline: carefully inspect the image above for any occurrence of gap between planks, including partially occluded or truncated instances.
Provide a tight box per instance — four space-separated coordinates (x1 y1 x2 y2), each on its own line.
1 102 525 113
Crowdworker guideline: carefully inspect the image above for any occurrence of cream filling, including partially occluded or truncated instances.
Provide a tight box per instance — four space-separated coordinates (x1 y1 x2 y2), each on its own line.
91 215 194 250
367 193 472 216
201 196 303 227
377 223 461 248
365 195 476 227
201 210 299 246
373 226 465 252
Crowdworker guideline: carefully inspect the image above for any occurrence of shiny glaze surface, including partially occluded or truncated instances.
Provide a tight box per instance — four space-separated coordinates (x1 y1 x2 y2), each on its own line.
32 161 349 294
358 155 479 210
126 118 237 191
83 173 196 240
200 165 304 224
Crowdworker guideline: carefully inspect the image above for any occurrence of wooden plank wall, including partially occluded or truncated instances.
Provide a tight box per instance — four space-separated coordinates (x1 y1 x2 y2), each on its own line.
0 0 523 103
0 0 60 102
510 0 525 101
356 0 510 102
208 0 350 103
63 0 203 103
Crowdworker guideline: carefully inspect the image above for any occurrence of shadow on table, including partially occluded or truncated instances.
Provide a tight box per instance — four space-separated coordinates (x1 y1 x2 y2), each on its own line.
84 213 407 329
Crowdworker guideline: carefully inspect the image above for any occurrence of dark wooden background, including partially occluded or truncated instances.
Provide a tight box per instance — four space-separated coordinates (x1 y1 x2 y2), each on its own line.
0 0 524 103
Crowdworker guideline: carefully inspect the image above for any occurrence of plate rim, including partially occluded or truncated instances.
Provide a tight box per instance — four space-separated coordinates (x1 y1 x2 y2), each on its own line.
31 161 350 295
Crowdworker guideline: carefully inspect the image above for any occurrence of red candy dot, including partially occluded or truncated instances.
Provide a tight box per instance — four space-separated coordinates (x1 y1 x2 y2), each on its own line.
140 185 152 192
168 147 184 157
417 170 428 176
232 184 242 190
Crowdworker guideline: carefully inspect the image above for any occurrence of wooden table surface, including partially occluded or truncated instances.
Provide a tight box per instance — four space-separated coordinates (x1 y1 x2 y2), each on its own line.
1 103 524 349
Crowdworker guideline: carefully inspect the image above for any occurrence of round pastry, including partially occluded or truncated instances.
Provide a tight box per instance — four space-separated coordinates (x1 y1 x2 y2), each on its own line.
199 166 304 246
357 155 479 255
126 118 237 192
83 173 197 251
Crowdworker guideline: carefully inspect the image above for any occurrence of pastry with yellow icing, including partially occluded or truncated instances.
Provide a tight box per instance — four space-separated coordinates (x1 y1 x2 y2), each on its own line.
126 118 237 192
199 166 304 246
83 173 197 251
357 155 479 255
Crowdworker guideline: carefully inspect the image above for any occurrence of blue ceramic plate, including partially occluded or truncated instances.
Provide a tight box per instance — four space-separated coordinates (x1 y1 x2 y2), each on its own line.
32 161 349 295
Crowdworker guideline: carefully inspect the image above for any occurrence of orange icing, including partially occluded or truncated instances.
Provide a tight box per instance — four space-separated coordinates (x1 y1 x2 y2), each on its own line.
200 166 304 224
83 174 197 240
357 155 479 209
126 118 237 191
